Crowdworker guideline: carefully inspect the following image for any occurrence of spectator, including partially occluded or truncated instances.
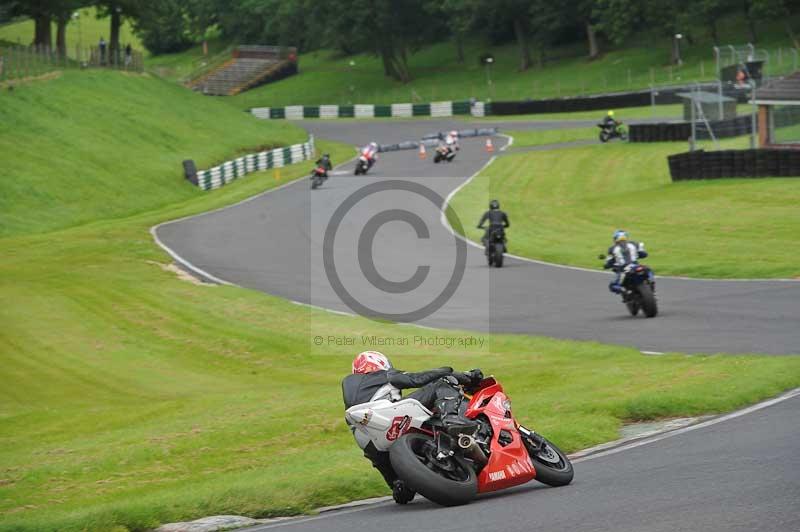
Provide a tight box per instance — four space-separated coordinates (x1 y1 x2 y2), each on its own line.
736 67 747 87
124 44 132 68
99 37 106 65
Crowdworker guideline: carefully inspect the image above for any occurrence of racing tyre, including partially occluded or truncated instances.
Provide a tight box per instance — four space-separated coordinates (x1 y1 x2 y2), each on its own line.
626 299 640 316
599 131 610 143
638 283 658 318
434 153 443 163
494 252 503 268
523 434 574 487
389 433 477 506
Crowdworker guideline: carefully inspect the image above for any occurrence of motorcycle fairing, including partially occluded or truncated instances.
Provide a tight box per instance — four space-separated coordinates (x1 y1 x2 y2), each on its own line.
345 399 432 451
464 379 537 492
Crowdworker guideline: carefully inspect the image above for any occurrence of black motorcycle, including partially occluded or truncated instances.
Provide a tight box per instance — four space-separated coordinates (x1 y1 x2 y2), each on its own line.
434 145 457 163
600 257 658 317
310 166 327 190
486 228 506 268
597 122 627 142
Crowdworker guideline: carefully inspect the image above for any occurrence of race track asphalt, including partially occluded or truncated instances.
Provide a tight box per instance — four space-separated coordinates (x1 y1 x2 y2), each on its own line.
240 392 800 532
154 119 800 355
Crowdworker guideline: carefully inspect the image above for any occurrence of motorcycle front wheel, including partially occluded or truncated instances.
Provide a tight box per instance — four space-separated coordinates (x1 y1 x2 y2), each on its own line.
522 433 574 487
389 433 477 506
494 251 504 268
599 131 609 142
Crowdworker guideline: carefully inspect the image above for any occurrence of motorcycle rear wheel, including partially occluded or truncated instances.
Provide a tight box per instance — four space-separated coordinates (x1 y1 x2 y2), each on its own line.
523 434 574 487
389 433 477 506
638 283 658 318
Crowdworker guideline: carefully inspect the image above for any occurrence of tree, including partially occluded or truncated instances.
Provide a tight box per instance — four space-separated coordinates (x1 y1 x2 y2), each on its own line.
425 0 481 63
750 0 800 48
688 0 734 45
95 1 139 61
131 0 193 54
594 0 641 46
741 0 759 42
573 0 602 59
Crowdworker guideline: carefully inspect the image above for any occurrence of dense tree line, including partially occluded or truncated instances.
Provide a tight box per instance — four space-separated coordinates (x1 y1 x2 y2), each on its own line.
1 0 798 77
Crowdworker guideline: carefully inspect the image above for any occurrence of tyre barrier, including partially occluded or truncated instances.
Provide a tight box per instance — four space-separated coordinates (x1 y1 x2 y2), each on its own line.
667 148 800 181
251 100 484 120
191 135 315 191
377 128 498 152
630 115 755 143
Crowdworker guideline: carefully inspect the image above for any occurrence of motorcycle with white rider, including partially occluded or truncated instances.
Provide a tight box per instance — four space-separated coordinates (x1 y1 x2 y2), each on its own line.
355 142 379 175
434 130 460 163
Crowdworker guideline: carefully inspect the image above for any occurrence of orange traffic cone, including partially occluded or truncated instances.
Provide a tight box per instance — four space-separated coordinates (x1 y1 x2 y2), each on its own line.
419 143 427 159
485 138 494 153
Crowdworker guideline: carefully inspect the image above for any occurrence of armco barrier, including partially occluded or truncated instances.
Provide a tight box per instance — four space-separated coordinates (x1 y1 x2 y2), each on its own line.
251 100 481 120
193 136 315 191
667 148 800 181
378 128 498 153
630 115 755 143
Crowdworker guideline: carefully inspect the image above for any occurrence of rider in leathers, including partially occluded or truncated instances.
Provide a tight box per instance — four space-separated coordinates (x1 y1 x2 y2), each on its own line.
342 351 482 504
477 199 510 253
315 153 332 179
360 142 379 169
603 229 648 294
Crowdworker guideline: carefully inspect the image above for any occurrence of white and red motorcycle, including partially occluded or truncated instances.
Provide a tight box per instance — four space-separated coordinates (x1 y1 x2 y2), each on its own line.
345 375 573 506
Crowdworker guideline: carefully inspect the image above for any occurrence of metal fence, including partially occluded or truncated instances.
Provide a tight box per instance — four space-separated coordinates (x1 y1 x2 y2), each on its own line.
0 44 143 82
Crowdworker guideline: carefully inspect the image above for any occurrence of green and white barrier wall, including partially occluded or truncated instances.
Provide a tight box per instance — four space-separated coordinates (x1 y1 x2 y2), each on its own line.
251 100 487 120
194 135 315 191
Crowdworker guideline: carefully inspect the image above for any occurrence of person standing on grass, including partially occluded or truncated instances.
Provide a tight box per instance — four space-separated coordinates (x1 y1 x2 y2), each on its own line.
124 44 132 68
99 37 107 65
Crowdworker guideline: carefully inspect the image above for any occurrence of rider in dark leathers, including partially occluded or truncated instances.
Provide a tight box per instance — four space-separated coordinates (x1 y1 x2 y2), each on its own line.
315 153 332 178
477 199 510 253
342 352 482 504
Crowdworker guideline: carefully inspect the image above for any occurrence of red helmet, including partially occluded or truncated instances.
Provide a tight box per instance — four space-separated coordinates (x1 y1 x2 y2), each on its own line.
352 351 392 374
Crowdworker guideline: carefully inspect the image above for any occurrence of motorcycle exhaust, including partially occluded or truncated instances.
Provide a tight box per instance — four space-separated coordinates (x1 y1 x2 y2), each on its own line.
457 434 488 467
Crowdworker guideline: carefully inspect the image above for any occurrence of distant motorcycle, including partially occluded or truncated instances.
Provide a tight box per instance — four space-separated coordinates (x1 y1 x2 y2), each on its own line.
599 256 658 317
434 145 457 163
485 228 506 268
354 155 373 175
310 166 327 189
598 122 627 142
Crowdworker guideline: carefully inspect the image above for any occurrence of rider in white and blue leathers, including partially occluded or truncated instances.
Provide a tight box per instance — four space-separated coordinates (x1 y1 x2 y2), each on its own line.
603 230 648 294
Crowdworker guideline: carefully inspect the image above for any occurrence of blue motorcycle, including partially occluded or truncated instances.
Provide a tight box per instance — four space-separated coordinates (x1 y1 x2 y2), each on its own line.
600 257 658 318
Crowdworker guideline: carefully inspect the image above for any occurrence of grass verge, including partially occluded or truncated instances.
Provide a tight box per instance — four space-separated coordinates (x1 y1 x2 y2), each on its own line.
449 135 800 279
506 128 595 148
0 70 303 238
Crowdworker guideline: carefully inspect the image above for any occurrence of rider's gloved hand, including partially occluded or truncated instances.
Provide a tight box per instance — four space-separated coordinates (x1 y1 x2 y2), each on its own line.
452 372 472 386
443 375 461 386
466 368 483 383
